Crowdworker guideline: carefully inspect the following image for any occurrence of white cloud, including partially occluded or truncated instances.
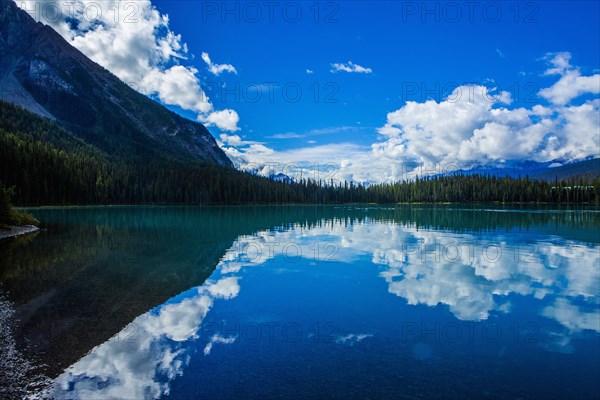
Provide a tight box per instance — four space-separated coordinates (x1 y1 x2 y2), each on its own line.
538 52 600 105
330 61 373 74
335 333 373 345
268 132 305 139
306 69 314 74
542 299 600 332
220 140 376 182
205 277 240 299
219 134 243 146
17 0 240 132
213 218 600 328
376 86 513 163
201 52 238 76
543 52 573 76
52 275 241 399
141 66 212 114
203 334 237 356
220 54 598 183
539 70 600 105
373 77 598 178
50 216 600 399
267 126 361 140
201 109 241 132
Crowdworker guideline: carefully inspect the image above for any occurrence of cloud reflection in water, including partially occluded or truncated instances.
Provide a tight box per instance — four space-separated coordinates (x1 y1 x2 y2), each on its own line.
52 218 600 399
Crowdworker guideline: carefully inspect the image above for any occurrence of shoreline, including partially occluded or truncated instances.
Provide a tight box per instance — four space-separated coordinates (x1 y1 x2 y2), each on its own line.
15 202 600 209
0 225 40 241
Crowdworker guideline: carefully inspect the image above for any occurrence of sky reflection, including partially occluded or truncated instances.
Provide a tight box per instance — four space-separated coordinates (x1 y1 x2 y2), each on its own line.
52 217 600 399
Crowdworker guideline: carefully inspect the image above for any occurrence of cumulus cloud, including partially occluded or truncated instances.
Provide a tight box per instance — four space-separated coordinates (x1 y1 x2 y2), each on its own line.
538 52 600 105
330 61 373 74
51 214 600 399
220 139 374 182
17 0 240 131
219 134 243 146
542 299 600 332
205 276 240 299
214 218 600 328
376 83 599 169
218 124 390 183
52 275 241 399
539 72 600 105
201 52 237 75
201 109 240 132
250 63 597 182
543 52 573 76
219 52 598 183
141 65 212 114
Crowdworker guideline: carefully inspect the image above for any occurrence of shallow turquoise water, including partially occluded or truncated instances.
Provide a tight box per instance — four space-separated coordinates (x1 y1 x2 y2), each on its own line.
1 205 599 399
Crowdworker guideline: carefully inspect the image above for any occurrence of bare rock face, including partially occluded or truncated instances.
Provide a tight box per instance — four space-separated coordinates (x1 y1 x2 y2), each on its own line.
0 0 232 166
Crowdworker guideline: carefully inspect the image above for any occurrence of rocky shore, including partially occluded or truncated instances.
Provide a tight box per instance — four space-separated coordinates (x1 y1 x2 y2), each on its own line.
0 225 39 240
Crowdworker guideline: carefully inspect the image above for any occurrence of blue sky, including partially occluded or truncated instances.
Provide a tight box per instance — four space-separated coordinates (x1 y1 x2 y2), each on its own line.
154 0 600 145
19 0 600 182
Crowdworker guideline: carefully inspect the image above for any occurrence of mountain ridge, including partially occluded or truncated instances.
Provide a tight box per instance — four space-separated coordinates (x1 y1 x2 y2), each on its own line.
0 0 232 166
440 159 600 181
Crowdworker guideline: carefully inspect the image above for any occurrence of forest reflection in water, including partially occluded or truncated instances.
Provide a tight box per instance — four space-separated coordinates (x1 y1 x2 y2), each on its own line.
0 205 598 399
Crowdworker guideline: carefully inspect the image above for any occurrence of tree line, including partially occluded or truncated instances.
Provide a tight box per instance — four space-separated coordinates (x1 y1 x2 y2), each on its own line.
1 101 598 206
0 181 38 226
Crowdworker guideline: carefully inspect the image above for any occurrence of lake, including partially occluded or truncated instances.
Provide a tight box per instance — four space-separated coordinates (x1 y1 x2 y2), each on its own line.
1 205 599 399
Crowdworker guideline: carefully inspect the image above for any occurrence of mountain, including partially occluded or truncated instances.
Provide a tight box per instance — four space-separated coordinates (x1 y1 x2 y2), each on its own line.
0 0 231 166
443 159 600 181
527 159 600 181
272 173 294 183
0 100 598 205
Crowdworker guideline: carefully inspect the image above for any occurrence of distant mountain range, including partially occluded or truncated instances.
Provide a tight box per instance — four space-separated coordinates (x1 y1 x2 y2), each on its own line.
444 159 600 181
527 159 600 180
271 173 294 183
0 0 231 166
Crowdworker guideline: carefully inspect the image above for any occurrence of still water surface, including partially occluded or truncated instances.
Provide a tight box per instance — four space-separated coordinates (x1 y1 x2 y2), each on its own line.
0 205 599 399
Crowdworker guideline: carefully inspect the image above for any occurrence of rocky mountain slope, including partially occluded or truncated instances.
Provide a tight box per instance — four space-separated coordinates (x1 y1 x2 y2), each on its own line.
0 0 231 166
